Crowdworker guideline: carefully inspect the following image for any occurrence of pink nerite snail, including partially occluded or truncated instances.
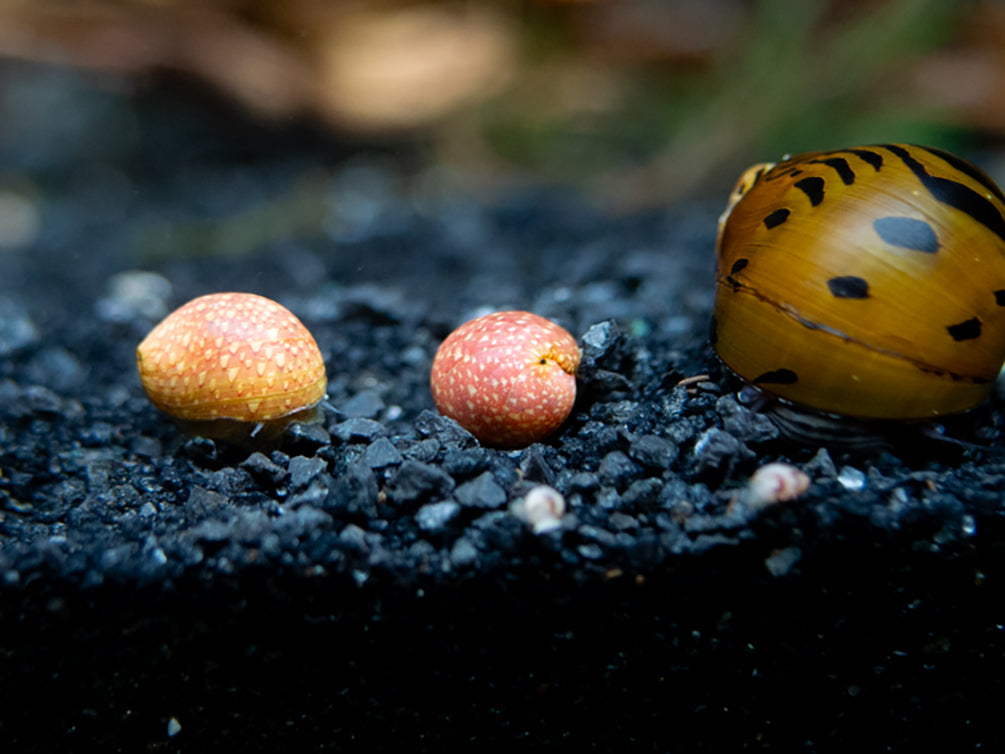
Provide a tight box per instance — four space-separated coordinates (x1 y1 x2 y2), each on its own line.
430 311 580 448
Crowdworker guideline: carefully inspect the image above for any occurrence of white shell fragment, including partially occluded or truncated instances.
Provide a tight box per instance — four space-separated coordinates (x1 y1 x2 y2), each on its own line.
742 463 810 509
510 485 566 534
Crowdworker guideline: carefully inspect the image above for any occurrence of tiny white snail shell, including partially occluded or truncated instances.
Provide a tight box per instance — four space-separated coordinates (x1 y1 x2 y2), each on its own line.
510 484 566 533
742 463 810 508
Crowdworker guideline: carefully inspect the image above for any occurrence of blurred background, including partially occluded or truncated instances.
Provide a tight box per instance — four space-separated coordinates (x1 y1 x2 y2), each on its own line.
0 0 1003 257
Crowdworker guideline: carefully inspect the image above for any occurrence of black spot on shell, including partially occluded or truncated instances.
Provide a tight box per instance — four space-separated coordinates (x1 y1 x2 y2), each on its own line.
819 157 855 185
763 208 790 229
947 317 982 341
873 216 939 253
730 258 748 275
753 368 798 386
766 165 802 183
827 276 870 299
919 145 1005 204
995 290 1005 306
846 148 883 171
885 144 1005 244
795 177 825 206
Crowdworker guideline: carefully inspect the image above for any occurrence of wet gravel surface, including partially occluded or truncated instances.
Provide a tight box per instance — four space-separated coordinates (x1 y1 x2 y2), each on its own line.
2 66 1005 751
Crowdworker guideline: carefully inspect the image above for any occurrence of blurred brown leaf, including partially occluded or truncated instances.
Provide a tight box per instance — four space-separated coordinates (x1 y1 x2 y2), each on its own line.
906 3 1005 134
0 0 516 132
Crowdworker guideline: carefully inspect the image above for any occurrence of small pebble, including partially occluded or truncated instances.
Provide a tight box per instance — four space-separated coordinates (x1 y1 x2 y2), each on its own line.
628 434 678 471
284 423 332 454
288 455 327 490
26 347 85 392
764 547 802 577
692 428 754 472
449 537 479 568
167 717 182 738
333 418 386 443
0 188 41 249
364 437 403 469
838 466 867 491
454 471 507 509
416 501 461 533
414 409 477 448
598 450 642 488
24 385 62 415
442 448 488 476
95 270 172 323
326 460 378 517
131 436 163 460
338 523 369 551
386 460 455 505
716 395 779 443
621 478 662 507
241 452 289 486
339 391 385 419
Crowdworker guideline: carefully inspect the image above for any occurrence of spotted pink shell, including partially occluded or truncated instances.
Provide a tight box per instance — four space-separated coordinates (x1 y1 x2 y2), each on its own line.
430 310 580 448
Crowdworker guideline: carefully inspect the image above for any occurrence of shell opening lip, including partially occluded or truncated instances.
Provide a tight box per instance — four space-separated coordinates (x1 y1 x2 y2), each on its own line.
715 277 992 385
165 402 327 447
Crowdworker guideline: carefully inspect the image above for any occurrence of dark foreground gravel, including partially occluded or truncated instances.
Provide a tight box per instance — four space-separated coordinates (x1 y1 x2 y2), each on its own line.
2 65 1005 751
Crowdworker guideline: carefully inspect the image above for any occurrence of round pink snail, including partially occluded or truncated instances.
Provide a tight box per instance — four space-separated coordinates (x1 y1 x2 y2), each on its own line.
430 311 580 448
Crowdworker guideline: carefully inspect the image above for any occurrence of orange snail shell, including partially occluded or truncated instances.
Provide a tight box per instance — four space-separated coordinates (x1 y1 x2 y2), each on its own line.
136 292 327 425
713 143 1005 420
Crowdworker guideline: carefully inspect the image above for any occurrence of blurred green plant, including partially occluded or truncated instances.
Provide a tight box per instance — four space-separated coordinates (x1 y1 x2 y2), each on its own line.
134 175 329 263
477 0 968 206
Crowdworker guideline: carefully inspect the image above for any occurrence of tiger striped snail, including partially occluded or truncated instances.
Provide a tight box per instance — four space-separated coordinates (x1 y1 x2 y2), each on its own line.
136 292 327 445
712 143 1005 445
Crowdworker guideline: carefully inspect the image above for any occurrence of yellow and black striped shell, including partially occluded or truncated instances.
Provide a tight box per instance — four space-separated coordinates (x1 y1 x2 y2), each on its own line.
713 143 1005 419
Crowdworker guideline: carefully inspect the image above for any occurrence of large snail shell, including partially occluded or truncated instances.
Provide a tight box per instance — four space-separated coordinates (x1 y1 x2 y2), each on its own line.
713 143 1005 419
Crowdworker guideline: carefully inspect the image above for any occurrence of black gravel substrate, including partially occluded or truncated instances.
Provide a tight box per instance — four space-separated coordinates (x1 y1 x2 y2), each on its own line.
2 66 1005 752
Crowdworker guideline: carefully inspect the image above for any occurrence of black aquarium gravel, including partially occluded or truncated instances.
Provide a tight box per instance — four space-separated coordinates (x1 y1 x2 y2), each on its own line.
2 65 1005 752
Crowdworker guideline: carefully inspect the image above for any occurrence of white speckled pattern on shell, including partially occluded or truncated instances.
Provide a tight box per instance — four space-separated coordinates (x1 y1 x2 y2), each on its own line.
430 311 580 448
136 292 327 422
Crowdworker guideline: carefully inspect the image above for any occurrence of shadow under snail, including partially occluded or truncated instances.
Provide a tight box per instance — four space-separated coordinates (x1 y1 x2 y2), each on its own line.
712 143 1005 447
